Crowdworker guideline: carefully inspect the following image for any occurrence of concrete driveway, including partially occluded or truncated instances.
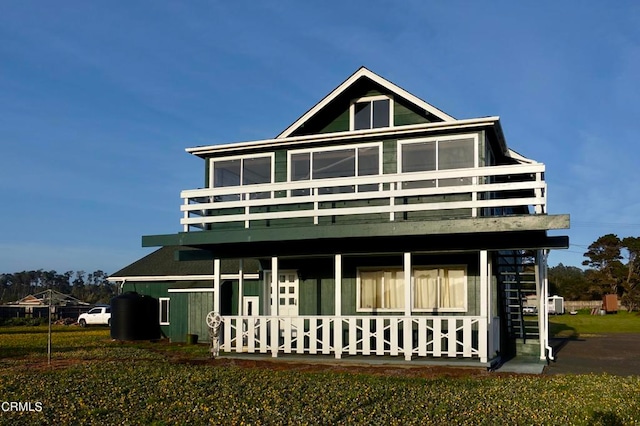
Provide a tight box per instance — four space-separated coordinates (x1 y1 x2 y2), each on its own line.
544 334 640 376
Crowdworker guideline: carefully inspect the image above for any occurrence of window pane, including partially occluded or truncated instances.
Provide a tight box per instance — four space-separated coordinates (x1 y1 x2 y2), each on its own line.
384 270 404 309
402 142 436 173
438 138 474 170
291 153 310 181
414 269 438 309
243 157 271 185
214 159 241 187
360 271 382 309
354 102 371 130
441 268 466 309
358 146 379 176
372 99 390 128
312 149 355 179
290 153 310 196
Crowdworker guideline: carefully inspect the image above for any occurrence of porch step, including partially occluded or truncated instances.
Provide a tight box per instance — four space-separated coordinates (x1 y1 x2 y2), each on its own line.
515 338 542 358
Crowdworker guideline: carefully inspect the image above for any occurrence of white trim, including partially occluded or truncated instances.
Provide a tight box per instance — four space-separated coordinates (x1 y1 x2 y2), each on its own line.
277 67 455 138
159 297 170 325
168 288 215 293
107 274 259 282
186 117 501 157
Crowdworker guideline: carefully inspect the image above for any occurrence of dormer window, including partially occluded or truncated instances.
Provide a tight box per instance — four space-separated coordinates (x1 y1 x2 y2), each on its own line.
351 96 392 130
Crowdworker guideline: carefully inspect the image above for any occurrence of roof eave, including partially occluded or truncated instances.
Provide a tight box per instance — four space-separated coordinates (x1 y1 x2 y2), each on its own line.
186 116 502 158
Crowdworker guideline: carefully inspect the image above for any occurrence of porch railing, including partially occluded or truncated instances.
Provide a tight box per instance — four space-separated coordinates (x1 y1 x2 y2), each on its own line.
220 315 488 363
181 164 546 231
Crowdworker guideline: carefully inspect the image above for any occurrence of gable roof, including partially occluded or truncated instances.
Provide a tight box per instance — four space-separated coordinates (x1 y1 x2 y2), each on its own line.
276 66 455 139
108 246 261 279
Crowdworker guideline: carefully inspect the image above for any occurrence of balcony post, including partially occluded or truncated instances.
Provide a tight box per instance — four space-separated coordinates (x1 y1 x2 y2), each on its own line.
238 259 243 316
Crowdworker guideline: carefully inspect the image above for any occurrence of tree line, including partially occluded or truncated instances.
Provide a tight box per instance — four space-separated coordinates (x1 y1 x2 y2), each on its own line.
549 234 640 311
0 270 116 305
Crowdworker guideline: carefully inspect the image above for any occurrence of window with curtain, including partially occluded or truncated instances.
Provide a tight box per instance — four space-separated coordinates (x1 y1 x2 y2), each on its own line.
414 267 467 311
358 269 404 311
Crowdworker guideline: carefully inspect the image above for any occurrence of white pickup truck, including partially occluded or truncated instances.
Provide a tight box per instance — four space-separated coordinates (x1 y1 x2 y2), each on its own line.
78 306 111 327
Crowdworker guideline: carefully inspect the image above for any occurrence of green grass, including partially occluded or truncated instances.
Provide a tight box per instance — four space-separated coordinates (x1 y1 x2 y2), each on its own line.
1 326 639 425
549 310 640 338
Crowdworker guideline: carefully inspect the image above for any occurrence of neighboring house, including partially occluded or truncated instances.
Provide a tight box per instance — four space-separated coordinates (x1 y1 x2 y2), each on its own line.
1 290 90 320
109 67 569 365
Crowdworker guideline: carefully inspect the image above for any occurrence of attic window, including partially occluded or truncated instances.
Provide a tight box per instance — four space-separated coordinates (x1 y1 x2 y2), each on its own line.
351 96 392 130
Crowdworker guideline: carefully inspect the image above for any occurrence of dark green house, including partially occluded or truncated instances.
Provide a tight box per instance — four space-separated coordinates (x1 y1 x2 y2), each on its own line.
109 67 569 365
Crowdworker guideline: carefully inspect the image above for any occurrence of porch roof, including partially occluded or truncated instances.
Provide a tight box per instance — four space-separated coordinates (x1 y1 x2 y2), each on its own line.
143 215 569 259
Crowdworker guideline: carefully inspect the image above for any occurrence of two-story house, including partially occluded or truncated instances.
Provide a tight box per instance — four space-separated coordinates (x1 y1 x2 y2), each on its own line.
109 67 569 366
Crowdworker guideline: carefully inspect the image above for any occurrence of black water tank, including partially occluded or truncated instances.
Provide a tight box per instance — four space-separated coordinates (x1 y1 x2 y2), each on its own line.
110 292 161 340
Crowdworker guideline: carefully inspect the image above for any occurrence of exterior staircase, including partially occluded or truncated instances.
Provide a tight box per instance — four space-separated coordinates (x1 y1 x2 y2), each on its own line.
497 251 540 347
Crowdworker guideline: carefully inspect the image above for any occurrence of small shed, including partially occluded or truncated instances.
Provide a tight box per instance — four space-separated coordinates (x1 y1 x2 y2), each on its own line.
548 295 565 315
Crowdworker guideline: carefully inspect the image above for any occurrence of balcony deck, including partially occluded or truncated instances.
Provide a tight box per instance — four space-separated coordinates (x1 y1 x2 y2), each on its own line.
181 163 547 232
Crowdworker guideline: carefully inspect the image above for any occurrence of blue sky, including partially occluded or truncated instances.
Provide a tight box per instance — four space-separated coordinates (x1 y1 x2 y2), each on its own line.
1 1 638 274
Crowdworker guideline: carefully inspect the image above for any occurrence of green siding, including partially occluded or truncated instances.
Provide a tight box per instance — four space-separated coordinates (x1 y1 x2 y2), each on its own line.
394 99 431 126
187 292 214 342
274 150 287 183
320 109 349 134
383 139 397 175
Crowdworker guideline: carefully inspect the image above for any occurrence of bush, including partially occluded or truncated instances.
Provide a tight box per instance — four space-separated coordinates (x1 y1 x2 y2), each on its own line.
0 317 48 326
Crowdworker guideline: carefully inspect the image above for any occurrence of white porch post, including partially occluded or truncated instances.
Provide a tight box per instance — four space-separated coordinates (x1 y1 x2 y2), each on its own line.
213 258 221 314
479 250 489 363
334 254 342 359
237 259 244 316
271 257 279 357
403 252 412 361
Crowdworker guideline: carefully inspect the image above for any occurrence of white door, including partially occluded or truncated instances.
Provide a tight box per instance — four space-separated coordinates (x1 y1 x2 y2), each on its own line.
243 296 260 317
267 271 299 316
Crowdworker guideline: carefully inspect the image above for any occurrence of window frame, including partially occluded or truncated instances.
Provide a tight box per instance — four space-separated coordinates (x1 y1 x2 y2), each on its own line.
412 265 468 313
159 297 170 325
356 266 405 313
287 142 383 183
209 152 275 189
397 133 479 176
350 95 394 131
356 264 469 314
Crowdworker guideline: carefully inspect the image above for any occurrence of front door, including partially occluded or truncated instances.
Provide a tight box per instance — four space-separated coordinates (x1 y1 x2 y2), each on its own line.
267 271 299 316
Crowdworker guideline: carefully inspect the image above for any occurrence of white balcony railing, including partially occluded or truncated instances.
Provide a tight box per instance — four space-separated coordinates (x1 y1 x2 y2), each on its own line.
220 315 488 362
181 164 546 231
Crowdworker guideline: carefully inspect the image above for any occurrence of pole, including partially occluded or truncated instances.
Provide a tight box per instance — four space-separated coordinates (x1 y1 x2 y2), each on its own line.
48 289 52 365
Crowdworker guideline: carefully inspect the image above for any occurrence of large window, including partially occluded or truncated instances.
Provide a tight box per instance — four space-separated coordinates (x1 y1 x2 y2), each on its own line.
414 267 466 311
357 266 467 312
289 144 381 195
399 136 476 188
358 269 404 311
211 154 273 200
351 96 392 130
159 298 170 325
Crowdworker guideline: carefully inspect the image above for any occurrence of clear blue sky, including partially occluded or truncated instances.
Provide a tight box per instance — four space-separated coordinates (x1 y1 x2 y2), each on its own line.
1 1 638 274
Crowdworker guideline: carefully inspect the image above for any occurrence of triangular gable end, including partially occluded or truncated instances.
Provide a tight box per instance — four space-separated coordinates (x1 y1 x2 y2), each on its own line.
277 67 455 139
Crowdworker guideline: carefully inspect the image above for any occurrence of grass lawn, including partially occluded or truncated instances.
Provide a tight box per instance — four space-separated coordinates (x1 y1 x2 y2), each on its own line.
1 326 639 424
549 309 640 338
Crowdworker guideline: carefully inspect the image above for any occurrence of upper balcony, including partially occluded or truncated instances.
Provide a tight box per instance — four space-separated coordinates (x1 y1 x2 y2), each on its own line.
180 163 547 232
